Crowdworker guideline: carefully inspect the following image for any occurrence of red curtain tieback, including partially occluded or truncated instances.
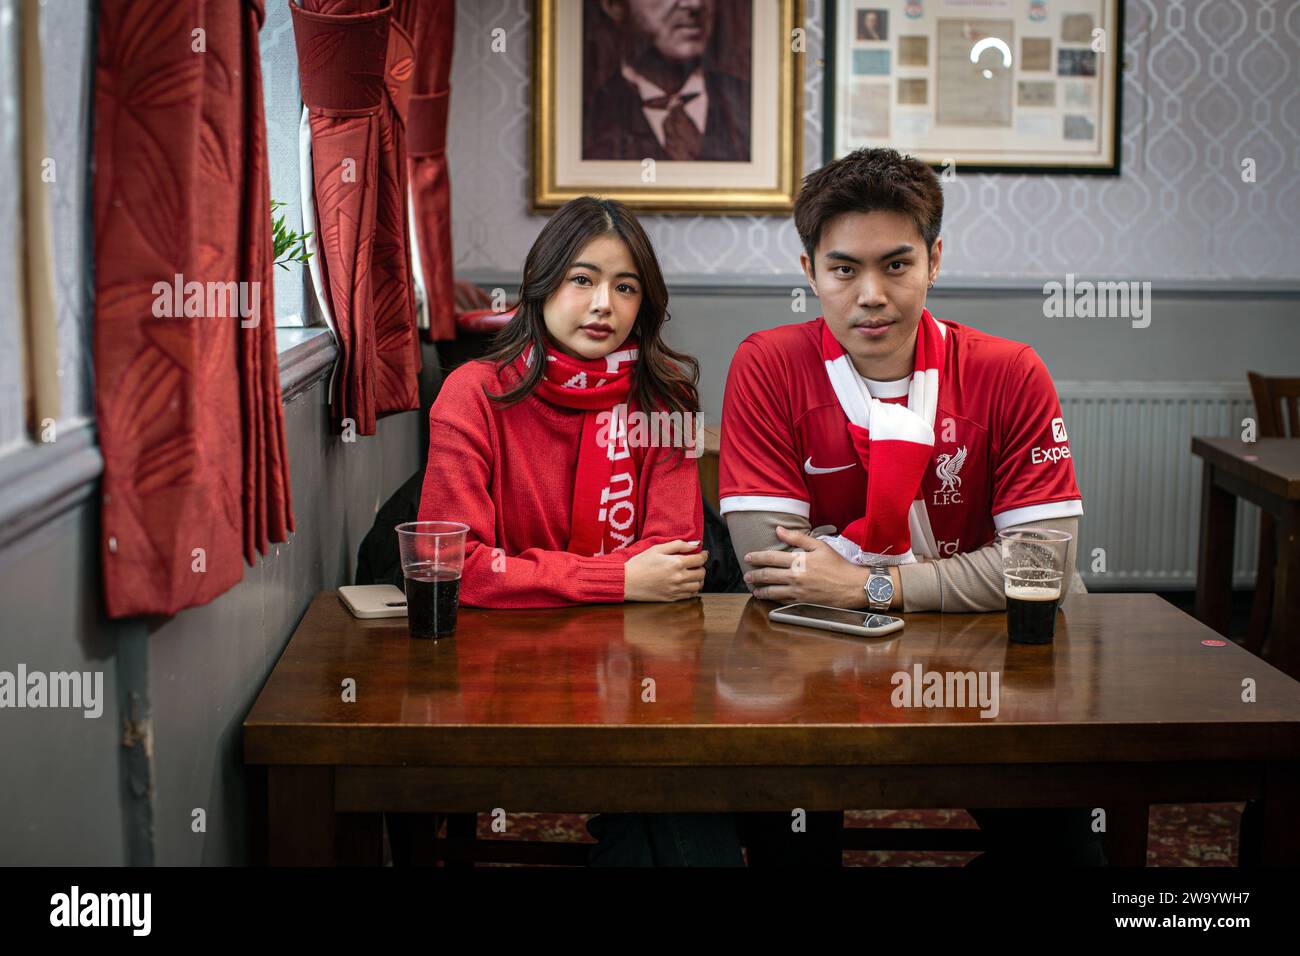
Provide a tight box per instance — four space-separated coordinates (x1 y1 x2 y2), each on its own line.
290 2 392 116
407 89 450 157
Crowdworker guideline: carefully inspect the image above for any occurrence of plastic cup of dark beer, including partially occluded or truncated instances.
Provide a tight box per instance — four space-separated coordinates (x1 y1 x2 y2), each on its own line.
997 528 1071 645
395 521 468 639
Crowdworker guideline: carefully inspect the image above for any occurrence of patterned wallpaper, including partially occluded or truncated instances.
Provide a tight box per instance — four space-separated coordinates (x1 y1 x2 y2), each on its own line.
447 0 1300 280
0 0 93 454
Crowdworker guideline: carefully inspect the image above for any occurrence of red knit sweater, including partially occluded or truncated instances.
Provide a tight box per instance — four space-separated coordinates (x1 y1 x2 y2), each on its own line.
417 359 705 608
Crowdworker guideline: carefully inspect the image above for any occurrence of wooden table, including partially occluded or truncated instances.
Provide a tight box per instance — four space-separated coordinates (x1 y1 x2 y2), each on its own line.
1193 436 1300 677
244 592 1300 866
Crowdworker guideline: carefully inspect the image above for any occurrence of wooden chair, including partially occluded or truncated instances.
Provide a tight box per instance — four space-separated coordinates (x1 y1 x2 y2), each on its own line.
698 423 722 511
434 305 515 375
1244 373 1300 654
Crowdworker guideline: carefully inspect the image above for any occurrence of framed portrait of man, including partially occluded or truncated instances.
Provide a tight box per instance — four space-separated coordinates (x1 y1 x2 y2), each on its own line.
823 0 1122 174
532 0 804 213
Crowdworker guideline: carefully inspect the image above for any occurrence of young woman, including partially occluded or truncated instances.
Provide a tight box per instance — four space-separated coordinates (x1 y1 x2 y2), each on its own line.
418 195 706 607
418 196 741 865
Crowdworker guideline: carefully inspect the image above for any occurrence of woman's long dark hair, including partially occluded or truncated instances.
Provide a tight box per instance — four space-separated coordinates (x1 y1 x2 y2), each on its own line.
483 196 700 417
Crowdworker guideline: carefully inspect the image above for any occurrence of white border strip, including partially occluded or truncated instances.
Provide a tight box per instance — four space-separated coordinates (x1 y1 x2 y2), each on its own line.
993 498 1084 530
719 495 811 518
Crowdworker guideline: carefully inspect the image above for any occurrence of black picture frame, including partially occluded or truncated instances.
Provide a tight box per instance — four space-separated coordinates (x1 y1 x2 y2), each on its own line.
822 0 1124 176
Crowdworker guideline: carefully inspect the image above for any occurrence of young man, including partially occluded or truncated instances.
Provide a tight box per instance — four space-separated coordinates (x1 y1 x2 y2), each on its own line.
719 147 1103 866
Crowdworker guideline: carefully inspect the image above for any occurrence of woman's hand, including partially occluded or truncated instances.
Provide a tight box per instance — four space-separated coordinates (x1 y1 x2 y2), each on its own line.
624 540 708 602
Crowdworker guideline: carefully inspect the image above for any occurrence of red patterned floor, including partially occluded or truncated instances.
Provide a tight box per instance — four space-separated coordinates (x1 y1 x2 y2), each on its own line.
468 804 1245 866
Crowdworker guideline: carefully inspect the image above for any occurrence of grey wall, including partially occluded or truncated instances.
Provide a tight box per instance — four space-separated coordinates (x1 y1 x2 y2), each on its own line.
146 395 419 867
661 284 1300 423
461 273 1299 424
0 396 420 866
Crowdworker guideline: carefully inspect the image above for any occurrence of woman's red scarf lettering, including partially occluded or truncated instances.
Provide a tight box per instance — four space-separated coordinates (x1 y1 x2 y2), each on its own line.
519 341 640 556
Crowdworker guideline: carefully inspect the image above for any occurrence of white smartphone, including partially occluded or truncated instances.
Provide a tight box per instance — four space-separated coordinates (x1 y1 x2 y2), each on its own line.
768 603 905 638
338 584 408 619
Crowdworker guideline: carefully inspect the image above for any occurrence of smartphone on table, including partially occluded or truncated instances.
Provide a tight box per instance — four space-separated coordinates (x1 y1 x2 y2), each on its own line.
768 603 904 638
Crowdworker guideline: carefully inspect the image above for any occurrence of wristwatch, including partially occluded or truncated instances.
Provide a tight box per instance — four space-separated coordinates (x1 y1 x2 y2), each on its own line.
865 566 894 612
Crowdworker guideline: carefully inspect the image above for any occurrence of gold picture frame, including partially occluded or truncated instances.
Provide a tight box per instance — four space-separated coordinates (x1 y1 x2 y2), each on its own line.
531 0 804 214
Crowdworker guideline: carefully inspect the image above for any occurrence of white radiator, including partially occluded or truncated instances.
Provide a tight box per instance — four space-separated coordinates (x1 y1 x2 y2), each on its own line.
1060 382 1260 590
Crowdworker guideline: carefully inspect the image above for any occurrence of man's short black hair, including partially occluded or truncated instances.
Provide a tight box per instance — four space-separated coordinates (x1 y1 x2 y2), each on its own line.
794 148 943 273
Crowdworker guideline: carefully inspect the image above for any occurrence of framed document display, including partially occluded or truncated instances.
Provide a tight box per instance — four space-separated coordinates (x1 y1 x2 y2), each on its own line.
532 0 804 214
824 0 1122 174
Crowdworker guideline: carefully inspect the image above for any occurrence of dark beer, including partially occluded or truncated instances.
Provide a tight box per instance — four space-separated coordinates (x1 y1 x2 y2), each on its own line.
404 562 461 639
1004 571 1061 644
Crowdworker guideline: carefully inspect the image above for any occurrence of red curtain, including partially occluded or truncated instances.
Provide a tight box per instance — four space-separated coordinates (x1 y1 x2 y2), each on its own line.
397 0 457 342
93 0 293 618
291 0 424 435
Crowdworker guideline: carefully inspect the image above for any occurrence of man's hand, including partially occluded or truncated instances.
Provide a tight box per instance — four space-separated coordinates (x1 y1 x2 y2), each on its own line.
743 526 875 607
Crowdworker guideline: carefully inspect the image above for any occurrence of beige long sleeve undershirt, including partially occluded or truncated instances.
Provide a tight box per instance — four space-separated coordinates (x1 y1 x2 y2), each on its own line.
724 511 1083 612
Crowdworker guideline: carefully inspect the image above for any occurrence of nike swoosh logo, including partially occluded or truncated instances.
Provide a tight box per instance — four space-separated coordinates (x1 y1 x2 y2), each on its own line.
804 457 856 475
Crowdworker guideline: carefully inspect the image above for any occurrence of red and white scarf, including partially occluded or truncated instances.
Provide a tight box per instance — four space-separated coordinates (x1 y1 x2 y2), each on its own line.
818 309 948 566
521 341 640 556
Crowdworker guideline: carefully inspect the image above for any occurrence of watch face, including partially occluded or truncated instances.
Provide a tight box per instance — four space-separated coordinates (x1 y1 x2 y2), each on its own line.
867 575 893 602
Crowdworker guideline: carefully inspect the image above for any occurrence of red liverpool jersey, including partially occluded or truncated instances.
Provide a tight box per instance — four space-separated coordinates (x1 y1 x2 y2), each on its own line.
719 316 1082 558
